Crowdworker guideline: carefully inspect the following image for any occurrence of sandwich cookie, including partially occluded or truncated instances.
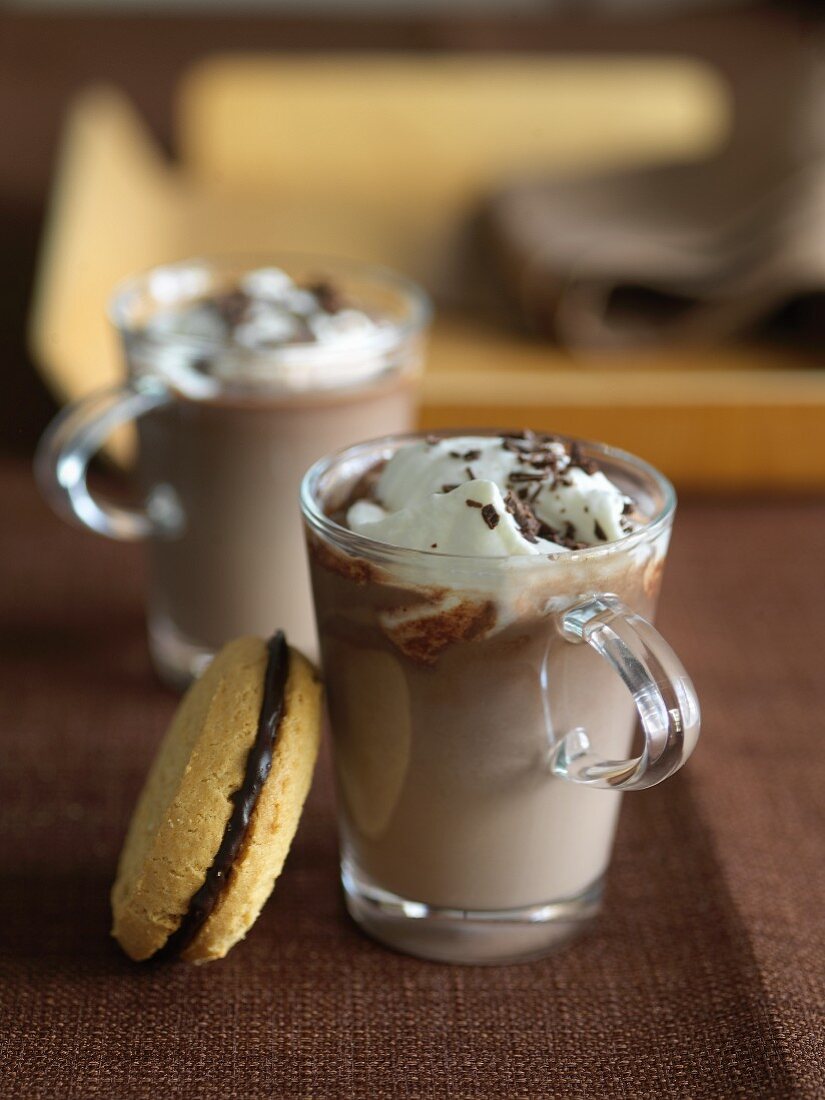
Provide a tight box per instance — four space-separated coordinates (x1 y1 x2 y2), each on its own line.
111 632 322 963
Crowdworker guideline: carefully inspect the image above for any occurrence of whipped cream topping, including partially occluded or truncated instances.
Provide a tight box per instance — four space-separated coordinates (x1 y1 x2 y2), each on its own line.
346 433 635 556
149 267 381 350
138 267 400 395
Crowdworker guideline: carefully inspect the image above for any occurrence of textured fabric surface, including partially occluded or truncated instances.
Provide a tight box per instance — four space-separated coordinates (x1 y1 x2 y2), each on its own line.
1 458 824 1099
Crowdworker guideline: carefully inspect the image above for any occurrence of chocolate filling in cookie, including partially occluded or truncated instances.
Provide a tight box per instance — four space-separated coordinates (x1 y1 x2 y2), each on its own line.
159 632 290 959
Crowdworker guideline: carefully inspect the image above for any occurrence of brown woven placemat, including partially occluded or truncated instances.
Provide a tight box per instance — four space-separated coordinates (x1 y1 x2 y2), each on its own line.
1 459 823 1099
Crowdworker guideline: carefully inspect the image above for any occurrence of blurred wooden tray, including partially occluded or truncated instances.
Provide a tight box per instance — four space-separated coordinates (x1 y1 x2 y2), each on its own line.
29 54 825 489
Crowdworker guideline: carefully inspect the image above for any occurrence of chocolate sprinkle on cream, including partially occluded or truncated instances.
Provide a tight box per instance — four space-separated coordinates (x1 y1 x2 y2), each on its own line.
156 632 290 961
546 519 588 551
504 489 540 544
569 441 597 475
211 289 251 328
481 504 500 530
307 279 344 314
508 471 546 483
343 431 639 556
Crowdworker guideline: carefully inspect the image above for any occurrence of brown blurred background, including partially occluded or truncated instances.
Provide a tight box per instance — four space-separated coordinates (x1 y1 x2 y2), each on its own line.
2 0 822 460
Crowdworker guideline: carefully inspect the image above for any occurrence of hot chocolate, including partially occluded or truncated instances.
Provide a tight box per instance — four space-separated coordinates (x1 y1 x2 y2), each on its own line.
36 258 430 687
130 264 429 677
137 378 414 668
302 431 699 963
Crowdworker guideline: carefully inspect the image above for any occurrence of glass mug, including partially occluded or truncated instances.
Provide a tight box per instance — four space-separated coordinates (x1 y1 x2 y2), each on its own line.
301 431 701 964
36 257 431 687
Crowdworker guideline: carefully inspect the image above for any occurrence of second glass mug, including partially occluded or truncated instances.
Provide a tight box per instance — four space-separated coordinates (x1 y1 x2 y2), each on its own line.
36 256 431 686
302 432 701 965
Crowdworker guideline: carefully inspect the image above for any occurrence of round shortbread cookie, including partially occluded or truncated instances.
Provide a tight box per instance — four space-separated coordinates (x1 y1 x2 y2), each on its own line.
111 635 322 963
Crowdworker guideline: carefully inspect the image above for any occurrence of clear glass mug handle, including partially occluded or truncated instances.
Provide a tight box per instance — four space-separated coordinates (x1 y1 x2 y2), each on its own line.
551 594 701 790
34 380 177 540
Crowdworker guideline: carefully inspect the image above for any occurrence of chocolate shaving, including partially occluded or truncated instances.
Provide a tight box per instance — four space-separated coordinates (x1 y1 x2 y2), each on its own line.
211 290 251 328
462 449 481 462
503 490 540 544
569 441 597 475
465 499 483 508
464 466 476 481
502 429 536 442
502 438 529 455
540 519 588 550
527 455 562 471
502 430 563 460
307 279 344 314
594 520 607 541
480 504 500 530
545 522 589 552
508 471 547 483
441 484 458 494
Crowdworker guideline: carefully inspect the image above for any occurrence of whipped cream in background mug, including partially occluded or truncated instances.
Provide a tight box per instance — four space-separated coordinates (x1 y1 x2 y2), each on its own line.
302 430 701 965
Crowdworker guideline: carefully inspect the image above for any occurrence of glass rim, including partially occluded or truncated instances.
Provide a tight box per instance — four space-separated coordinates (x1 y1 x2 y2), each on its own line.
107 252 433 359
300 428 677 568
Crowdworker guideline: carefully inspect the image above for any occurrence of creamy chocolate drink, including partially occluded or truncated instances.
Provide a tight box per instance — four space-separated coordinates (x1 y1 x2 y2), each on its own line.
36 258 430 686
302 431 700 964
137 382 413 675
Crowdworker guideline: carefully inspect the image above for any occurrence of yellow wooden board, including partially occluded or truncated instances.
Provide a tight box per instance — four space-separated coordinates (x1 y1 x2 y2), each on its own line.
28 56 825 489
